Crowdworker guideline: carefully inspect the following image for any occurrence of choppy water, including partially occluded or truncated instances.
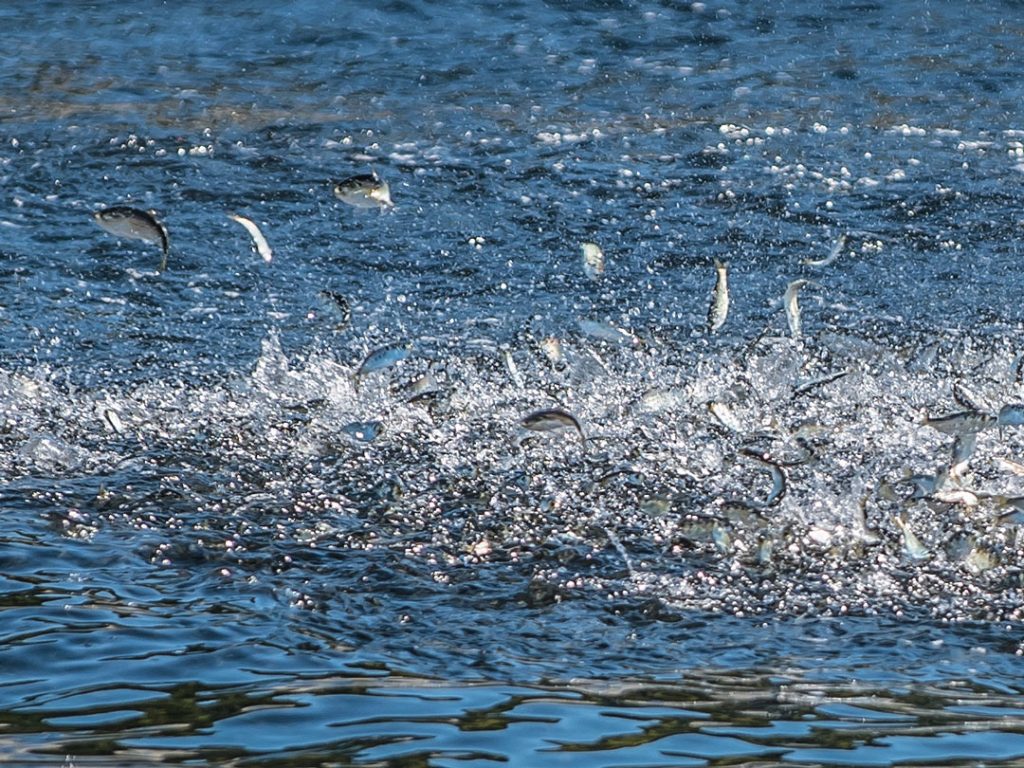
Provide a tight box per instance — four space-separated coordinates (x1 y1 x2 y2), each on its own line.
4 1 1024 765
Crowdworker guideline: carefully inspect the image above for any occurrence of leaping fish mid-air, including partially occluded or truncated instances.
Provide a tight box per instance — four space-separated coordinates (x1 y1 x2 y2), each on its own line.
93 206 170 271
333 171 393 210
707 259 729 333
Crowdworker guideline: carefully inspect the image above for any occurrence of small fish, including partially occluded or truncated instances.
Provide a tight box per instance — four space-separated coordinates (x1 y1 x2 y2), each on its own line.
503 349 525 389
921 410 997 436
949 431 977 480
404 372 440 403
334 172 393 209
964 544 998 574
784 279 814 338
740 450 788 507
227 213 272 263
712 523 732 553
792 370 850 398
581 242 605 280
317 290 352 329
637 387 681 414
707 259 729 333
520 408 585 442
540 336 566 369
802 233 846 267
101 407 124 435
853 496 881 545
355 344 409 381
952 382 993 414
893 511 930 562
93 206 170 270
996 456 1024 476
707 401 743 433
578 319 641 346
932 488 979 506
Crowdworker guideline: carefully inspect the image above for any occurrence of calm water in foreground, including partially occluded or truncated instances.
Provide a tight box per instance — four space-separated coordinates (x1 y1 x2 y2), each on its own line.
3 1 1024 765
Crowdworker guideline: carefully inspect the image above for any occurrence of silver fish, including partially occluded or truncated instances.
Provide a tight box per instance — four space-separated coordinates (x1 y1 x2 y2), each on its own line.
995 457 1024 476
227 213 272 263
949 431 977 480
581 242 605 280
792 369 850 398
893 511 930 562
520 408 585 442
578 319 641 346
93 206 170 270
707 401 743 433
355 344 409 380
334 172 393 209
952 382 994 414
853 496 881 545
503 349 525 389
801 233 846 267
921 410 997 436
707 259 729 333
540 336 566 369
740 450 787 507
784 279 814 338
101 407 124 435
317 290 352 329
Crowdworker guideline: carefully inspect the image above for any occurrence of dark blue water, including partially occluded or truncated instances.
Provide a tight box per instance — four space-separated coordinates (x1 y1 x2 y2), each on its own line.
3 1 1024 765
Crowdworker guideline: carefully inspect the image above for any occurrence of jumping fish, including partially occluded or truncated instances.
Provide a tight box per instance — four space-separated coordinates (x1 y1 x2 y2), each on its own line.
949 431 977 480
355 344 409 381
893 511 930 561
578 319 641 346
101 407 124 435
227 213 273 263
921 410 997 436
317 290 352 329
334 171 393 209
540 336 566 369
784 279 814 338
801 233 846 267
581 242 605 280
792 369 850 398
707 259 729 333
707 401 743 433
995 457 1024 476
739 449 788 507
503 349 525 389
520 408 586 443
951 382 994 414
93 206 170 270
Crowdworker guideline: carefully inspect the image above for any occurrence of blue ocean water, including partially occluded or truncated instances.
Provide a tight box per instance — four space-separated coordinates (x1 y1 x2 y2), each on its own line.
3 1 1024 765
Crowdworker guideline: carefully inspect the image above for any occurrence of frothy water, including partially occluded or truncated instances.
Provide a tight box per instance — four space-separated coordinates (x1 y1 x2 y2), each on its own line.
4 1 1024 765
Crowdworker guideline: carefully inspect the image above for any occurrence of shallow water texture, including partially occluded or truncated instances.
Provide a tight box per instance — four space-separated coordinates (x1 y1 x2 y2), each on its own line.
4 1 1024 765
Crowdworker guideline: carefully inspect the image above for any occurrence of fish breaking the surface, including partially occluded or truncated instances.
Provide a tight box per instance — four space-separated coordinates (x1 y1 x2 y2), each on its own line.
801 233 846 267
93 206 170 270
707 259 729 333
520 408 586 443
334 172 393 209
784 279 814 338
581 242 605 280
355 344 409 383
227 213 273 263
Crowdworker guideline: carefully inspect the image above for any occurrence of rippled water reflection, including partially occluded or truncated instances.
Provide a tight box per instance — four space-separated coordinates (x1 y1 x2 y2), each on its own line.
4 0 1024 765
